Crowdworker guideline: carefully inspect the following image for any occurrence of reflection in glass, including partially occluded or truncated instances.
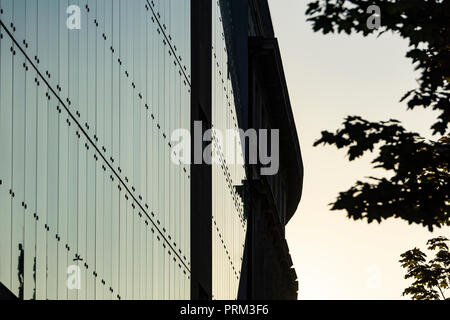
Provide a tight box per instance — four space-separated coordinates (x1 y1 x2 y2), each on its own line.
0 0 190 300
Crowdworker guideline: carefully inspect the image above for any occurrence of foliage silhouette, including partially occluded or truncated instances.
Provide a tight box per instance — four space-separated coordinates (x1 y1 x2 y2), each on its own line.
400 236 450 300
307 0 450 230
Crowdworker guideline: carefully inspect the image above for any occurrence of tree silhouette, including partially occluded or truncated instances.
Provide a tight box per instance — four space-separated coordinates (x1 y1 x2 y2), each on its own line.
307 0 450 230
400 236 450 300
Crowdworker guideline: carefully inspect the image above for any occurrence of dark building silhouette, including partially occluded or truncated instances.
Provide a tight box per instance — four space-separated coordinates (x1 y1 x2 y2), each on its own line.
193 0 303 300
0 0 302 300
240 0 303 299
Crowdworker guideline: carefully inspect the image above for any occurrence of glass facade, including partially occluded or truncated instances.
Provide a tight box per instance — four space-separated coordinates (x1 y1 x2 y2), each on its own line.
211 0 247 300
0 0 190 300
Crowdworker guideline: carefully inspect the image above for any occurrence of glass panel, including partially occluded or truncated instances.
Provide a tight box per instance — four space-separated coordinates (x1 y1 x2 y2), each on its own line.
211 0 247 300
0 0 190 300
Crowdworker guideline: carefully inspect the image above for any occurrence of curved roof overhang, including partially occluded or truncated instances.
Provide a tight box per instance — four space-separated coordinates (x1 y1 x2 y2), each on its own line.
249 36 304 224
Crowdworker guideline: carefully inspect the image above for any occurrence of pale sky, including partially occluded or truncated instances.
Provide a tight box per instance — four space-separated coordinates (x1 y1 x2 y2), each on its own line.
268 0 450 299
